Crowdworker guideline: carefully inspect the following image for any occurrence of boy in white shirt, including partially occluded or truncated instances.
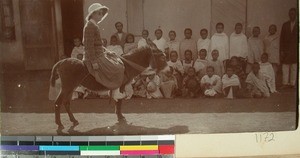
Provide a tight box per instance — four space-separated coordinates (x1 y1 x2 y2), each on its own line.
153 29 166 52
138 29 149 48
210 23 229 62
229 23 248 58
197 29 210 52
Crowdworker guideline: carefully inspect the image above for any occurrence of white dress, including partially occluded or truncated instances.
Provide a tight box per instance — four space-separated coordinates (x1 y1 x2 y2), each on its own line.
229 32 248 58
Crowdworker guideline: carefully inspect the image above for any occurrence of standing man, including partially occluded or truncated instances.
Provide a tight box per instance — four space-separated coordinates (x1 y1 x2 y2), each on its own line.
280 8 298 88
113 22 127 49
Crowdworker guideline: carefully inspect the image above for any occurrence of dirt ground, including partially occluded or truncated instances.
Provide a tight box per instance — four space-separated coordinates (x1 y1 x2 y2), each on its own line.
0 70 298 135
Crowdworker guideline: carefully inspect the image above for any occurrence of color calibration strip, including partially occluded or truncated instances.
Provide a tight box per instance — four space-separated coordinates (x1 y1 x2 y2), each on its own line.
0 136 175 156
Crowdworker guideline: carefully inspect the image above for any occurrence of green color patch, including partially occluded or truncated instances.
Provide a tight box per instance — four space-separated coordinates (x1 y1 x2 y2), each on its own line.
80 146 120 151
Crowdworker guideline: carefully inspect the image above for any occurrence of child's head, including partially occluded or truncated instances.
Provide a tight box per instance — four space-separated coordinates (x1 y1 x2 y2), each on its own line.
110 35 118 45
216 22 224 33
261 53 269 63
211 50 219 61
184 50 193 61
169 30 176 41
200 29 208 39
115 22 123 33
252 26 260 37
184 28 192 39
268 24 277 35
142 30 149 39
235 23 243 34
199 49 207 60
252 62 260 74
77 54 84 60
170 51 178 62
73 37 82 47
230 56 239 66
102 38 108 47
187 67 196 76
155 29 163 40
206 66 215 77
226 66 234 78
126 34 135 43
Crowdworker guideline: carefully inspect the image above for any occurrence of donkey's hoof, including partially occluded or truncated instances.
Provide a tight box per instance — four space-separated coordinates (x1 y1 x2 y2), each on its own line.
58 125 64 130
73 120 79 126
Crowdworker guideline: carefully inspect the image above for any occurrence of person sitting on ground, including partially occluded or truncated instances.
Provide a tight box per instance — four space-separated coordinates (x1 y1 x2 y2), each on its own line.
182 67 200 98
229 56 247 88
167 51 184 92
160 66 178 98
259 53 277 93
245 62 270 98
144 68 163 99
200 66 222 97
222 66 241 99
208 49 224 78
132 75 147 98
182 50 194 76
194 49 209 80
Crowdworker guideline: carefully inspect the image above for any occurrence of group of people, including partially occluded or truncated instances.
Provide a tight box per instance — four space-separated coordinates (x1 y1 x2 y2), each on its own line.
49 4 297 101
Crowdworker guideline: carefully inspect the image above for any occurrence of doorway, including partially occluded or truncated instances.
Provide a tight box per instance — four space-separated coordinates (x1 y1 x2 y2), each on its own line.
61 0 84 57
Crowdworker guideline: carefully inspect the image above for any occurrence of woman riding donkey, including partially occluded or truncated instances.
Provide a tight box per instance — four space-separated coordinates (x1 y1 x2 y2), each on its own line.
84 3 125 101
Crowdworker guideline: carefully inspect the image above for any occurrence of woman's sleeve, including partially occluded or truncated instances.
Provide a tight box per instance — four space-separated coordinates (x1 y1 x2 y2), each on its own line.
83 24 97 63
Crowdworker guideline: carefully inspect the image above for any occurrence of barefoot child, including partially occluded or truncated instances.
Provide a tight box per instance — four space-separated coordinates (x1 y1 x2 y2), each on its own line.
209 50 225 78
259 53 277 93
160 67 178 98
222 66 241 99
194 49 209 79
200 66 222 97
247 26 263 72
182 50 194 76
167 51 184 89
182 67 200 98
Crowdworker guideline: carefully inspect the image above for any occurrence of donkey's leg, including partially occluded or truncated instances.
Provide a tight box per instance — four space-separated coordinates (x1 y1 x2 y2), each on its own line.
65 100 79 126
115 99 126 122
54 93 64 129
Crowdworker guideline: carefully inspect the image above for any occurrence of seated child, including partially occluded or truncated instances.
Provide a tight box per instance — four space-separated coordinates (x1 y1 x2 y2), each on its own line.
144 69 163 99
194 49 209 79
132 75 147 98
245 62 270 98
182 67 200 98
138 29 149 48
167 51 184 89
124 33 138 54
182 50 194 76
165 30 180 61
208 50 224 78
259 53 277 93
222 66 241 99
107 35 123 56
229 56 247 88
200 66 222 97
160 67 178 98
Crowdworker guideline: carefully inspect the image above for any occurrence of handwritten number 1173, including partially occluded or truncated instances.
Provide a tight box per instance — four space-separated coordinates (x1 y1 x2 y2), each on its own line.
255 132 275 143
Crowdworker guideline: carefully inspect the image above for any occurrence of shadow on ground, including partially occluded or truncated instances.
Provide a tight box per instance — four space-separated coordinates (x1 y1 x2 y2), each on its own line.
57 121 189 135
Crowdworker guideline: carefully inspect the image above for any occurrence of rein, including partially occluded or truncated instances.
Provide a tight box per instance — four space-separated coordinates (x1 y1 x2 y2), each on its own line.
102 47 155 72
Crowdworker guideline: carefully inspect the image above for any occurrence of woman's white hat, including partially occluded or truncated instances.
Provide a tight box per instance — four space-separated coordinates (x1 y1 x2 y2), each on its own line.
86 3 109 23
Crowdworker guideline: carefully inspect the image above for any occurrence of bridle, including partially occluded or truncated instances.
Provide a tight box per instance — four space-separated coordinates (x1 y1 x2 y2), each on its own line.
102 45 161 73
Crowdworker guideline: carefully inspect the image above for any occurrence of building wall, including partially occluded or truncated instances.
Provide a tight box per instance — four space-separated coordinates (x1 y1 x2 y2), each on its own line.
1 0 24 68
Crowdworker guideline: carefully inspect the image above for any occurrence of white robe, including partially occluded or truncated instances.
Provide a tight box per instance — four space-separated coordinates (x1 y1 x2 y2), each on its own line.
264 34 280 64
210 33 229 61
153 38 167 52
229 32 248 58
167 60 184 75
201 74 222 95
222 74 241 90
197 38 210 52
259 62 277 93
107 45 123 56
247 37 263 64
138 38 148 48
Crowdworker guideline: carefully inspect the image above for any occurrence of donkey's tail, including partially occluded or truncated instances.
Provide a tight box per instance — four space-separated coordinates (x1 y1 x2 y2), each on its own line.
50 60 62 87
